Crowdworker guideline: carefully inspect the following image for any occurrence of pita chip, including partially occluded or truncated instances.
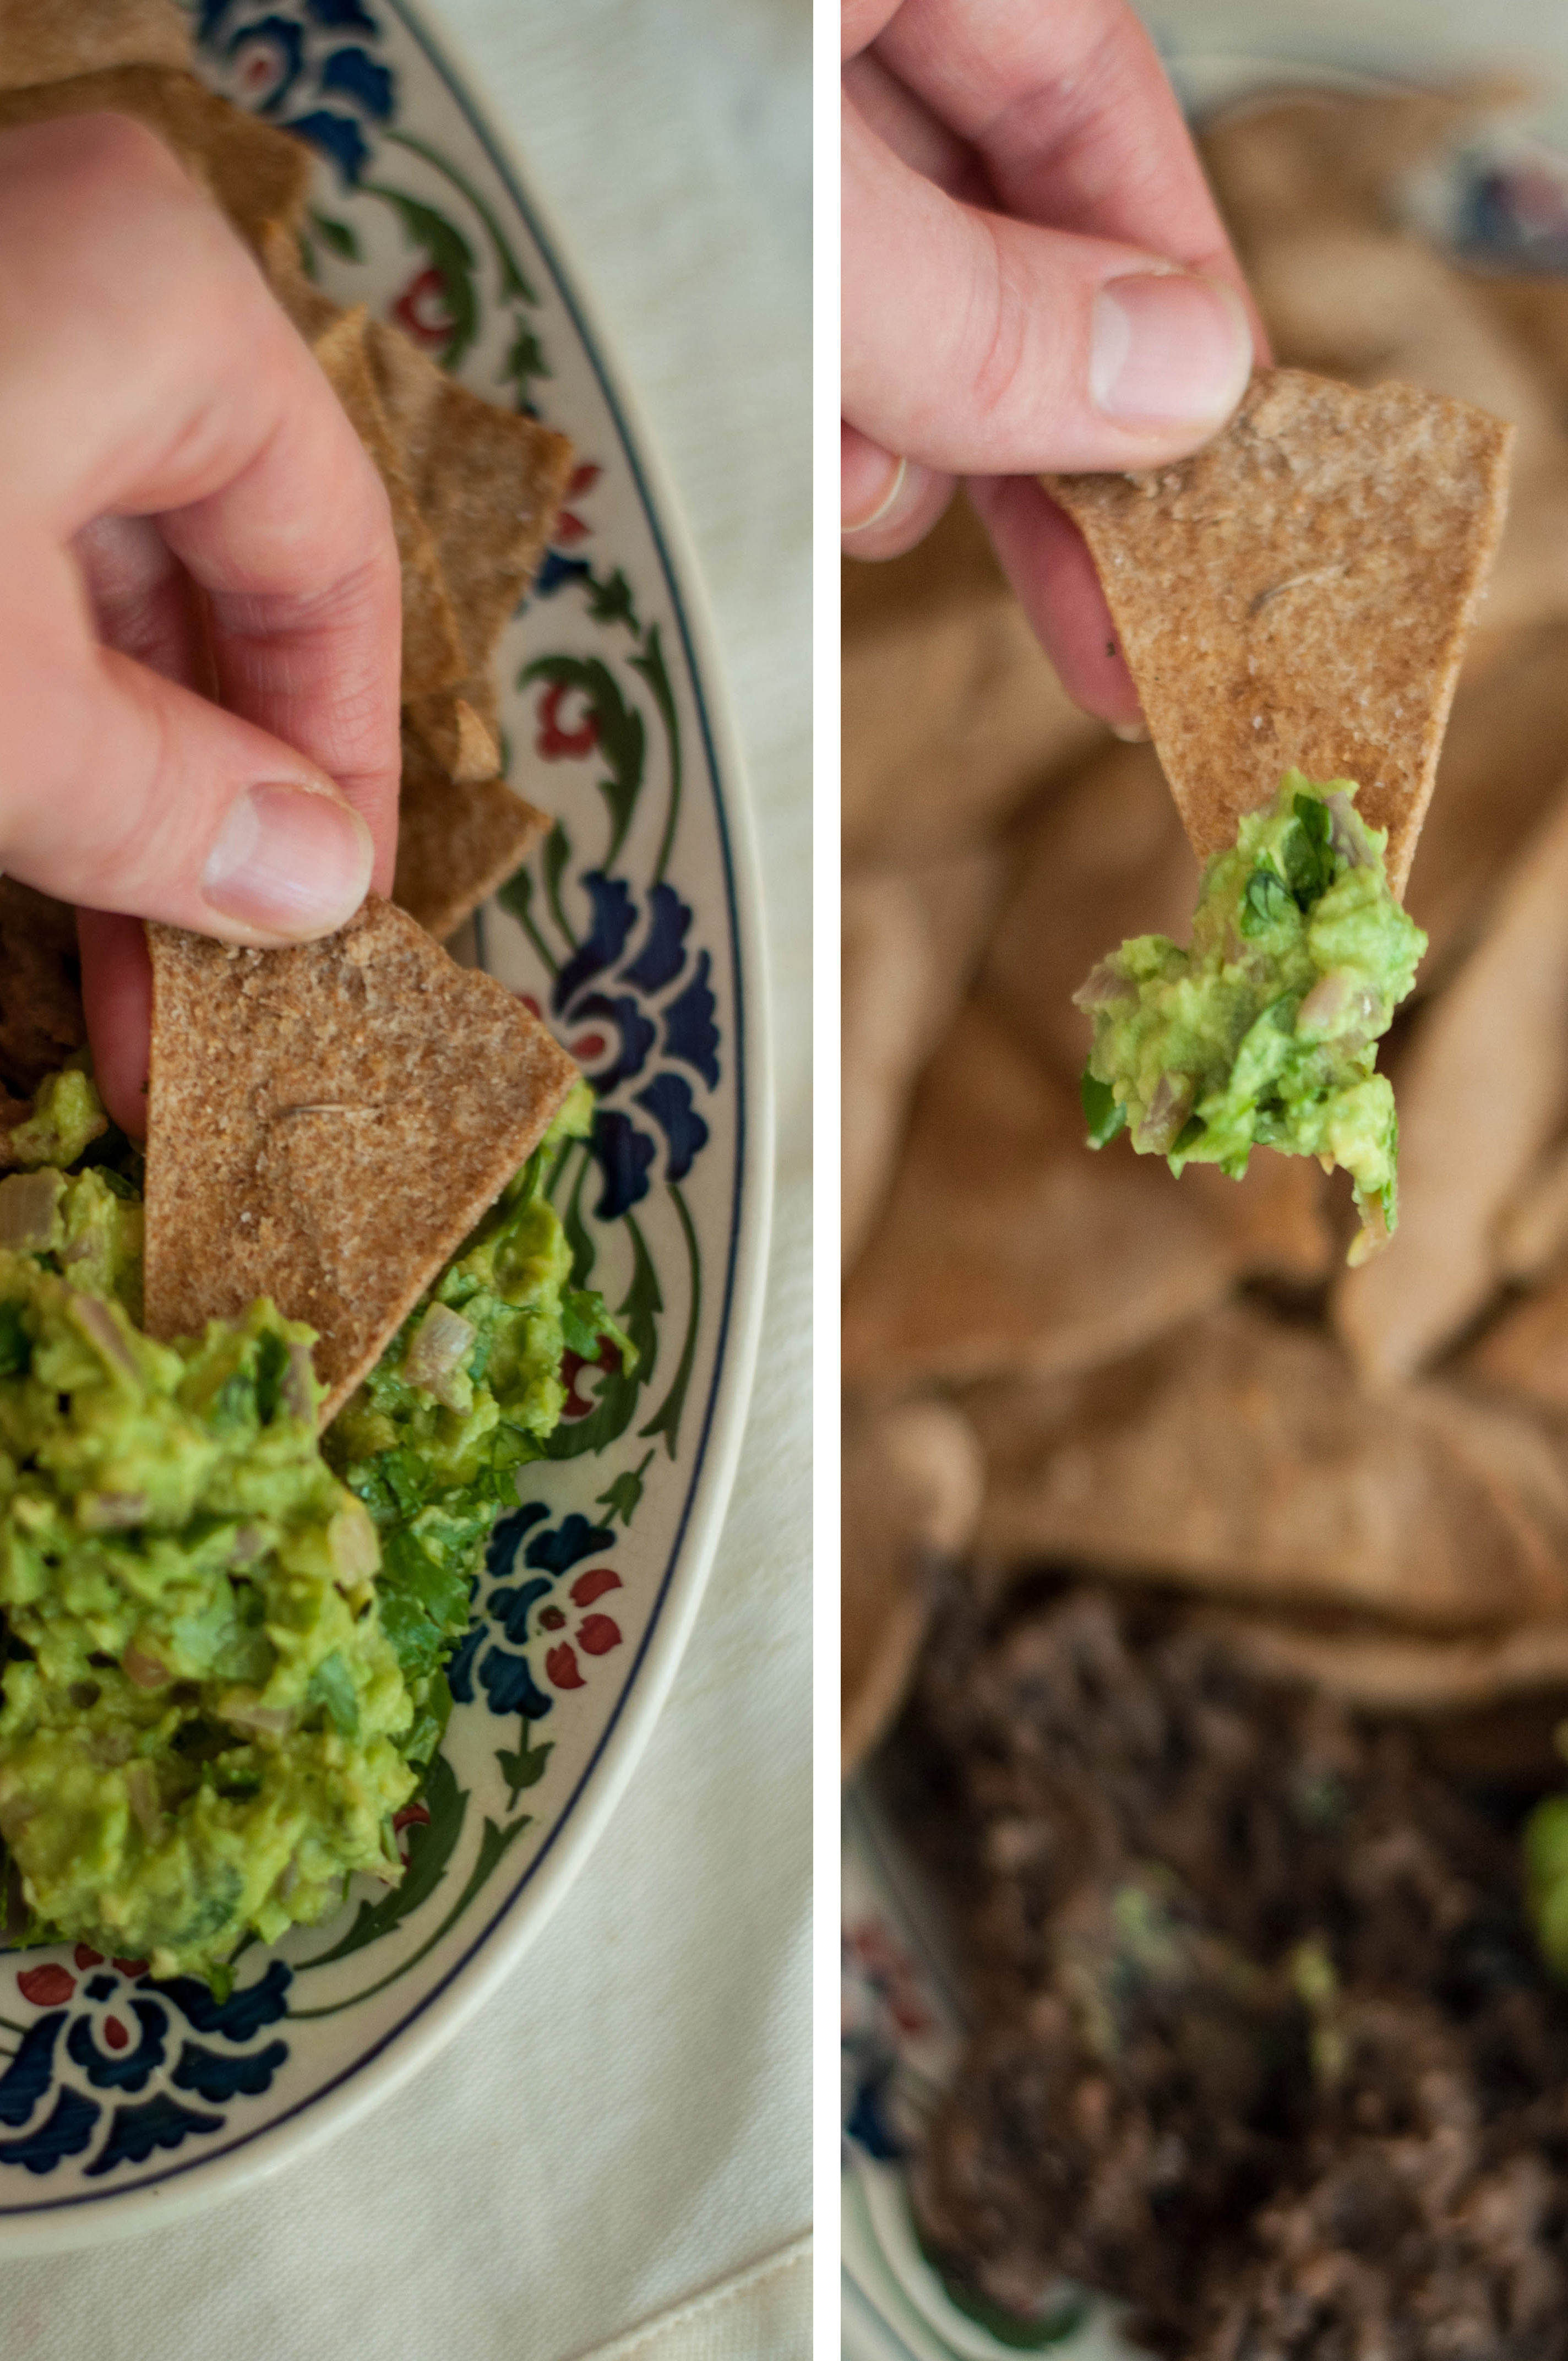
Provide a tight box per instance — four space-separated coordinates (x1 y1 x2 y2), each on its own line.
255 214 344 346
1464 1275 1568 1418
842 1394 983 1775
842 994 1237 1392
1404 619 1568 983
394 727 547 944
403 677 503 785
1045 368 1512 896
968 1302 1568 1632
1198 77 1529 257
1497 1136 1568 1287
1335 774 1568 1384
842 848 1002 1274
843 498 1103 866
0 0 190 90
0 70 309 251
1249 231 1568 643
143 896 578 1423
365 318 573 673
1205 1603 1568 1714
311 307 466 700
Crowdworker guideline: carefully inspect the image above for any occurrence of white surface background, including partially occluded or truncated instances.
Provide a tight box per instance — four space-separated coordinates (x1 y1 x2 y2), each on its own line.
0 3 812 2357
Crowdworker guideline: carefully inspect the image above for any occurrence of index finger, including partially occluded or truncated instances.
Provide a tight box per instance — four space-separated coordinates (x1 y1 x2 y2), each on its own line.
872 0 1266 351
0 111 401 889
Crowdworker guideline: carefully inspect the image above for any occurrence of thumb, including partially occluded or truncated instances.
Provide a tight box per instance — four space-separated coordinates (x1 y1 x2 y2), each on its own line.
0 535 372 942
843 93 1255 478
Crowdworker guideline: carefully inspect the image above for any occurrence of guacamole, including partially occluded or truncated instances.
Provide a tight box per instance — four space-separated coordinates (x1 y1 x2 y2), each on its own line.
1076 773 1427 1260
0 1078 627 1981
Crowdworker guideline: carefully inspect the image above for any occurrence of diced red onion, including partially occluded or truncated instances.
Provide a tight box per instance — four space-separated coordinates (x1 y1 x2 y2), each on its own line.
402 1303 476 1409
124 1761 161 1838
0 1170 61 1252
220 1695 294 1736
1071 961 1137 1014
1324 793 1368 871
284 1341 317 1426
68 1292 140 1382
329 1497 379 1584
1297 971 1376 1036
123 1643 167 1690
1134 1073 1193 1155
80 1492 148 1533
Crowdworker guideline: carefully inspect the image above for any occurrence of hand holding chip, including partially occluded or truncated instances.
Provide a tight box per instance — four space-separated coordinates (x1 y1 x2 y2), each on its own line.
841 0 1268 723
0 112 402 1132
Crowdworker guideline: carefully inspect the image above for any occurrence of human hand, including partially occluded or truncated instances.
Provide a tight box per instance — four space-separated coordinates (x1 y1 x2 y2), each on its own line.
842 0 1268 726
0 111 401 1136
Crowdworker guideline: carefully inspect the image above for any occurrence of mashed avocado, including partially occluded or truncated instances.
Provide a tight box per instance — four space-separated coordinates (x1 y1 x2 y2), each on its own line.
0 1078 625 1982
1076 773 1427 1260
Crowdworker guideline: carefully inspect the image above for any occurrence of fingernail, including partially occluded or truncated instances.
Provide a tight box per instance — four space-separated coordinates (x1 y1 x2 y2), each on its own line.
203 782 372 937
1110 718 1152 743
843 444 906 536
1090 272 1251 427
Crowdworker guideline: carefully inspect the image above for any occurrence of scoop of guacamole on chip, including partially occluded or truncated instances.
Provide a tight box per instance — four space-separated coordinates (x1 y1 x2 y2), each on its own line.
0 1079 628 1984
1075 773 1427 1262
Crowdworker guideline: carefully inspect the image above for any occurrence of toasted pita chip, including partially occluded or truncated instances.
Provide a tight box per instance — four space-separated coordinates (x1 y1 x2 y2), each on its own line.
143 896 578 1422
0 881 86 1096
1404 621 1568 981
311 307 466 700
0 0 190 89
982 736 1199 1078
394 727 547 945
1464 1273 1568 1416
1198 78 1530 257
1497 1138 1568 1286
254 213 342 345
842 995 1238 1392
1045 368 1512 895
402 677 502 784
968 1302 1568 1631
842 1394 983 1775
1208 1604 1568 1715
1334 774 1568 1384
1474 272 1568 410
1250 231 1568 642
0 69 309 250
842 497 1104 865
842 849 1002 1275
365 318 573 673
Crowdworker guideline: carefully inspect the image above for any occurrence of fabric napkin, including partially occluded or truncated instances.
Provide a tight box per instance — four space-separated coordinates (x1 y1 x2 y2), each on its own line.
0 3 810 2355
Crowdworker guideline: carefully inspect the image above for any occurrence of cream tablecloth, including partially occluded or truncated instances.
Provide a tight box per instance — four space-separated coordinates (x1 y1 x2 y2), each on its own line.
1 3 812 2355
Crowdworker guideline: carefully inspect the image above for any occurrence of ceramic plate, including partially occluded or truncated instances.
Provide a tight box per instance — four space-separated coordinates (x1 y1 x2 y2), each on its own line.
841 36 1568 2356
0 0 769 2249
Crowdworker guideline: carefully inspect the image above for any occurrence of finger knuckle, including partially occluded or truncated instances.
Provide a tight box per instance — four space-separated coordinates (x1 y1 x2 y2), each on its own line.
24 107 189 205
963 222 1035 431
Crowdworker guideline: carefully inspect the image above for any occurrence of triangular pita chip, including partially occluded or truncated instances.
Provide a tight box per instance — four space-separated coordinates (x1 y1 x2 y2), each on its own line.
968 1302 1568 1630
1045 367 1512 895
841 994 1238 1390
1205 1604 1568 1715
841 1395 982 1776
0 70 310 252
0 0 190 90
311 307 466 699
394 727 547 943
1333 773 1568 1384
143 896 578 1422
366 317 573 672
